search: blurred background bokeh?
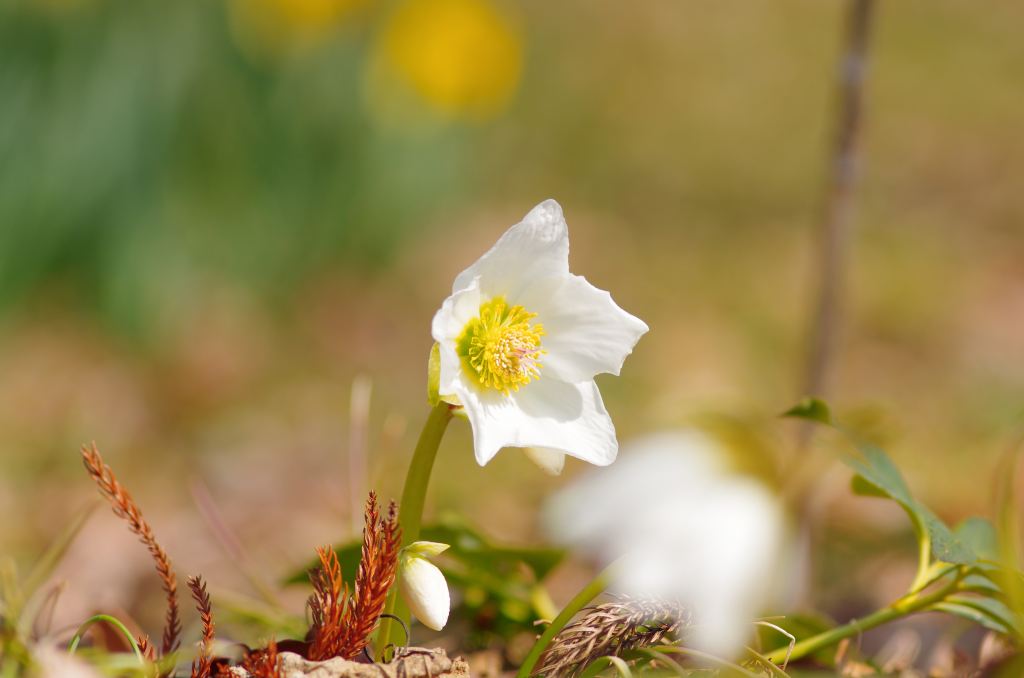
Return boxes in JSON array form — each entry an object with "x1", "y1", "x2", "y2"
[{"x1": 2, "y1": 0, "x2": 1023, "y2": 661}]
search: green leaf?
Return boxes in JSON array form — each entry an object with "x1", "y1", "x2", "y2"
[
  {"x1": 934, "y1": 595, "x2": 1021, "y2": 637},
  {"x1": 781, "y1": 398, "x2": 832, "y2": 424},
  {"x1": 955, "y1": 517, "x2": 999, "y2": 561},
  {"x1": 933, "y1": 601, "x2": 1010, "y2": 634},
  {"x1": 917, "y1": 507, "x2": 975, "y2": 565},
  {"x1": 963, "y1": 563, "x2": 1024, "y2": 617},
  {"x1": 961, "y1": 571, "x2": 1003, "y2": 595},
  {"x1": 851, "y1": 474, "x2": 889, "y2": 498},
  {"x1": 838, "y1": 434, "x2": 973, "y2": 564}
]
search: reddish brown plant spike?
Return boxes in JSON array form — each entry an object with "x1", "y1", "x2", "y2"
[
  {"x1": 81, "y1": 442, "x2": 182, "y2": 655},
  {"x1": 306, "y1": 546, "x2": 350, "y2": 661},
  {"x1": 304, "y1": 493, "x2": 402, "y2": 661},
  {"x1": 138, "y1": 635, "x2": 157, "y2": 662},
  {"x1": 243, "y1": 638, "x2": 281, "y2": 678},
  {"x1": 188, "y1": 575, "x2": 216, "y2": 678},
  {"x1": 337, "y1": 496, "x2": 401, "y2": 659}
]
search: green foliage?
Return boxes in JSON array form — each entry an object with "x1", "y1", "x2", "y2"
[
  {"x1": 0, "y1": 0, "x2": 466, "y2": 336},
  {"x1": 933, "y1": 596, "x2": 1018, "y2": 636},
  {"x1": 286, "y1": 513, "x2": 564, "y2": 644},
  {"x1": 0, "y1": 507, "x2": 95, "y2": 676},
  {"x1": 785, "y1": 398, "x2": 1024, "y2": 645},
  {"x1": 786, "y1": 398, "x2": 974, "y2": 565},
  {"x1": 955, "y1": 517, "x2": 1000, "y2": 561}
]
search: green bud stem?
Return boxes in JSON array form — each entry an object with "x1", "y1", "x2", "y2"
[{"x1": 377, "y1": 402, "x2": 453, "y2": 660}]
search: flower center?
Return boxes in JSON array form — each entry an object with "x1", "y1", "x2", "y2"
[{"x1": 456, "y1": 296, "x2": 544, "y2": 394}]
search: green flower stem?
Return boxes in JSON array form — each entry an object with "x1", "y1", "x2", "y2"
[
  {"x1": 516, "y1": 562, "x2": 617, "y2": 678},
  {"x1": 396, "y1": 403, "x2": 454, "y2": 547},
  {"x1": 67, "y1": 614, "x2": 145, "y2": 663},
  {"x1": 377, "y1": 402, "x2": 453, "y2": 660},
  {"x1": 764, "y1": 573, "x2": 962, "y2": 666}
]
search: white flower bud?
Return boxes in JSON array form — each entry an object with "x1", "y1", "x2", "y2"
[{"x1": 399, "y1": 542, "x2": 450, "y2": 631}]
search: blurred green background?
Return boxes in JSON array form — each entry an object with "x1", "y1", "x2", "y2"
[{"x1": 1, "y1": 0, "x2": 1023, "y2": 659}]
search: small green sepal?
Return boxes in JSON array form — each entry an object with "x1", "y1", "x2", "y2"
[
  {"x1": 427, "y1": 342, "x2": 465, "y2": 409},
  {"x1": 428, "y1": 343, "x2": 441, "y2": 406},
  {"x1": 404, "y1": 541, "x2": 450, "y2": 559}
]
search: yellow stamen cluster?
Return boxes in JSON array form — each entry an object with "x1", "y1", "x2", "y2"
[{"x1": 456, "y1": 297, "x2": 544, "y2": 394}]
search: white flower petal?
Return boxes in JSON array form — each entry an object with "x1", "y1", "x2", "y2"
[
  {"x1": 524, "y1": 446, "x2": 566, "y2": 475},
  {"x1": 452, "y1": 199, "x2": 570, "y2": 299},
  {"x1": 516, "y1": 274, "x2": 649, "y2": 383},
  {"x1": 431, "y1": 279, "x2": 483, "y2": 341},
  {"x1": 456, "y1": 378, "x2": 617, "y2": 467},
  {"x1": 431, "y1": 281, "x2": 482, "y2": 394},
  {"x1": 399, "y1": 556, "x2": 450, "y2": 631}
]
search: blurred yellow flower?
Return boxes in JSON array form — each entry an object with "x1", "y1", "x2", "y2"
[
  {"x1": 229, "y1": 0, "x2": 371, "y2": 56},
  {"x1": 374, "y1": 0, "x2": 522, "y2": 120}
]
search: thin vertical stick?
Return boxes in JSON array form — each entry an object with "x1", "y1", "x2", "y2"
[
  {"x1": 189, "y1": 478, "x2": 282, "y2": 609},
  {"x1": 801, "y1": 0, "x2": 877, "y2": 409},
  {"x1": 349, "y1": 375, "x2": 372, "y2": 535},
  {"x1": 788, "y1": 0, "x2": 879, "y2": 611}
]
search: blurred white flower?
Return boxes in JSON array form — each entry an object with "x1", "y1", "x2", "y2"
[
  {"x1": 398, "y1": 541, "x2": 451, "y2": 631},
  {"x1": 431, "y1": 199, "x2": 648, "y2": 467},
  {"x1": 545, "y1": 431, "x2": 787, "y2": 659},
  {"x1": 32, "y1": 646, "x2": 102, "y2": 678}
]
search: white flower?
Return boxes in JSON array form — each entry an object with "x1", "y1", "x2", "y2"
[
  {"x1": 545, "y1": 431, "x2": 787, "y2": 659},
  {"x1": 32, "y1": 647, "x2": 102, "y2": 678},
  {"x1": 431, "y1": 199, "x2": 648, "y2": 467},
  {"x1": 398, "y1": 541, "x2": 451, "y2": 631}
]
